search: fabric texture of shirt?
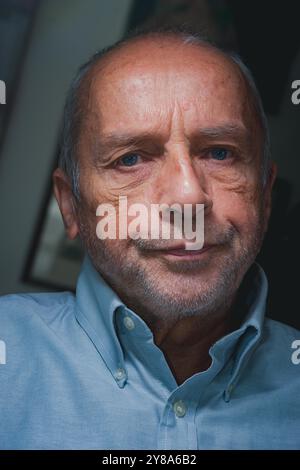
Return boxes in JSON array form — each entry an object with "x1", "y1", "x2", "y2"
[{"x1": 0, "y1": 255, "x2": 299, "y2": 450}]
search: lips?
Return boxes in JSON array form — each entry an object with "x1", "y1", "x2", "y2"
[{"x1": 160, "y1": 245, "x2": 214, "y2": 257}]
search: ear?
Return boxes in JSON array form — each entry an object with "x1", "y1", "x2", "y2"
[
  {"x1": 263, "y1": 161, "x2": 277, "y2": 234},
  {"x1": 53, "y1": 168, "x2": 79, "y2": 240}
]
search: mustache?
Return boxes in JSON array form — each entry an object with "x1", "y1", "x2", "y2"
[{"x1": 132, "y1": 225, "x2": 236, "y2": 251}]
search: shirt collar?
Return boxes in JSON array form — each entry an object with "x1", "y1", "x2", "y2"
[
  {"x1": 214, "y1": 262, "x2": 268, "y2": 401},
  {"x1": 75, "y1": 254, "x2": 268, "y2": 392},
  {"x1": 75, "y1": 255, "x2": 127, "y2": 387}
]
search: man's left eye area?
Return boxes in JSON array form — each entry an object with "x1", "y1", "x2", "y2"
[
  {"x1": 118, "y1": 153, "x2": 140, "y2": 166},
  {"x1": 210, "y1": 148, "x2": 230, "y2": 160}
]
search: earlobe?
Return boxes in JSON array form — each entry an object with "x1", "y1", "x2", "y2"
[{"x1": 52, "y1": 168, "x2": 79, "y2": 240}]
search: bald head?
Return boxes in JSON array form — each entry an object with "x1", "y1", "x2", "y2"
[{"x1": 59, "y1": 28, "x2": 270, "y2": 199}]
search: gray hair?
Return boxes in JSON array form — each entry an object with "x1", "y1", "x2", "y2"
[{"x1": 58, "y1": 26, "x2": 271, "y2": 201}]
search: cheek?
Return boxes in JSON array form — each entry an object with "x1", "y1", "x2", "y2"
[
  {"x1": 211, "y1": 178, "x2": 263, "y2": 231},
  {"x1": 81, "y1": 167, "x2": 155, "y2": 206},
  {"x1": 79, "y1": 173, "x2": 154, "y2": 239}
]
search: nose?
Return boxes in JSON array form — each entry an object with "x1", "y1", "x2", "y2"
[{"x1": 157, "y1": 146, "x2": 213, "y2": 213}]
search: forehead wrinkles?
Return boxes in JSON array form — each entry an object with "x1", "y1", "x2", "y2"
[
  {"x1": 91, "y1": 70, "x2": 176, "y2": 136},
  {"x1": 79, "y1": 42, "x2": 255, "y2": 146},
  {"x1": 100, "y1": 68, "x2": 246, "y2": 120}
]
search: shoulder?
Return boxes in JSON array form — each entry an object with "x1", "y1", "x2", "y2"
[
  {"x1": 0, "y1": 291, "x2": 76, "y2": 331},
  {"x1": 251, "y1": 317, "x2": 300, "y2": 383},
  {"x1": 264, "y1": 317, "x2": 300, "y2": 344}
]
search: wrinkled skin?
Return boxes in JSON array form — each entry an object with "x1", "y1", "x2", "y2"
[{"x1": 53, "y1": 38, "x2": 276, "y2": 383}]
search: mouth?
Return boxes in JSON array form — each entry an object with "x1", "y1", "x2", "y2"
[{"x1": 157, "y1": 244, "x2": 215, "y2": 259}]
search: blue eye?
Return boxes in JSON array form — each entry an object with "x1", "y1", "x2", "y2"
[
  {"x1": 210, "y1": 148, "x2": 229, "y2": 160},
  {"x1": 119, "y1": 153, "x2": 140, "y2": 166}
]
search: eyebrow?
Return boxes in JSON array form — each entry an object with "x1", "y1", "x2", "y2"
[
  {"x1": 92, "y1": 124, "x2": 250, "y2": 163},
  {"x1": 91, "y1": 132, "x2": 165, "y2": 164},
  {"x1": 190, "y1": 124, "x2": 251, "y2": 146}
]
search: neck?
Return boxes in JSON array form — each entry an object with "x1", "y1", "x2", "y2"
[
  {"x1": 151, "y1": 307, "x2": 235, "y2": 385},
  {"x1": 120, "y1": 289, "x2": 238, "y2": 385},
  {"x1": 95, "y1": 265, "x2": 241, "y2": 386}
]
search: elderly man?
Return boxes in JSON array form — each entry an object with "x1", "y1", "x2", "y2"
[{"x1": 0, "y1": 28, "x2": 299, "y2": 451}]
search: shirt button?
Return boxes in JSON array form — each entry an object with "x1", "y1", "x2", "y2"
[
  {"x1": 173, "y1": 400, "x2": 187, "y2": 418},
  {"x1": 114, "y1": 368, "x2": 126, "y2": 381},
  {"x1": 123, "y1": 316, "x2": 135, "y2": 331}
]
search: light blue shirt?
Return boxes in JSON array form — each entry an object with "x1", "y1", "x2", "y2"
[{"x1": 0, "y1": 256, "x2": 299, "y2": 450}]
